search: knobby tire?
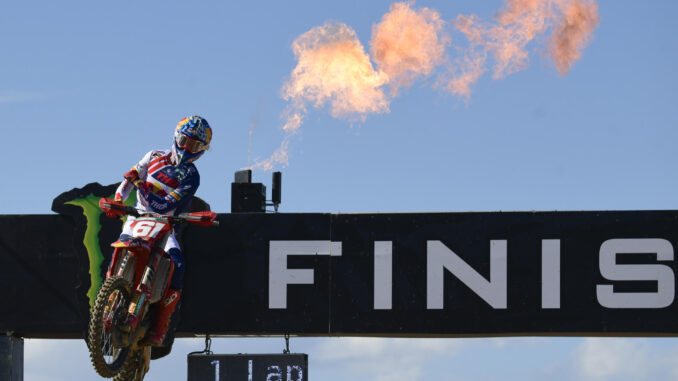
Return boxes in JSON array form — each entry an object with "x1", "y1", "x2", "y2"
[
  {"x1": 88, "y1": 276, "x2": 133, "y2": 378},
  {"x1": 114, "y1": 348, "x2": 147, "y2": 381}
]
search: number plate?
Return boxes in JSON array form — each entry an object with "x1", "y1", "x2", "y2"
[{"x1": 130, "y1": 219, "x2": 168, "y2": 239}]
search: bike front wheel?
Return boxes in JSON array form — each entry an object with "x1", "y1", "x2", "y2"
[{"x1": 88, "y1": 275, "x2": 133, "y2": 378}]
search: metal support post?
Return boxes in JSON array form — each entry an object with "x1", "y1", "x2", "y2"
[{"x1": 0, "y1": 333, "x2": 23, "y2": 381}]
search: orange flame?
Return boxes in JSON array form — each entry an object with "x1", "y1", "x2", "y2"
[
  {"x1": 250, "y1": 137, "x2": 290, "y2": 171},
  {"x1": 260, "y1": 2, "x2": 450, "y2": 170},
  {"x1": 370, "y1": 2, "x2": 449, "y2": 95},
  {"x1": 282, "y1": 22, "x2": 389, "y2": 120},
  {"x1": 252, "y1": 22, "x2": 389, "y2": 170},
  {"x1": 441, "y1": 50, "x2": 487, "y2": 99},
  {"x1": 446, "y1": 0, "x2": 599, "y2": 95},
  {"x1": 252, "y1": 0, "x2": 600, "y2": 170},
  {"x1": 549, "y1": 0, "x2": 600, "y2": 75}
]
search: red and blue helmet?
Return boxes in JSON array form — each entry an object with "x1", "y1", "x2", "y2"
[{"x1": 172, "y1": 116, "x2": 212, "y2": 165}]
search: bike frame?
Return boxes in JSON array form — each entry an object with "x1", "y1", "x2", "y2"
[
  {"x1": 91, "y1": 197, "x2": 218, "y2": 380},
  {"x1": 106, "y1": 215, "x2": 175, "y2": 332}
]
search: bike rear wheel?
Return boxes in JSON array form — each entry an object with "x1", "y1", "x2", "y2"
[{"x1": 88, "y1": 275, "x2": 133, "y2": 378}]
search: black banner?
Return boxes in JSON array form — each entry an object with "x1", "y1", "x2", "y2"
[{"x1": 1, "y1": 183, "x2": 678, "y2": 337}]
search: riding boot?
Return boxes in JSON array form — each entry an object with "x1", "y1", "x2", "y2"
[{"x1": 144, "y1": 289, "x2": 181, "y2": 347}]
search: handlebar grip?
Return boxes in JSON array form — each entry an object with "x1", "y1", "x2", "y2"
[{"x1": 124, "y1": 206, "x2": 140, "y2": 217}]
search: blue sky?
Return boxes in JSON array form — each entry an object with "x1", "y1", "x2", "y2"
[{"x1": 3, "y1": 0, "x2": 678, "y2": 380}]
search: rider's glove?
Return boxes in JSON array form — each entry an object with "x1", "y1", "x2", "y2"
[{"x1": 123, "y1": 169, "x2": 139, "y2": 182}]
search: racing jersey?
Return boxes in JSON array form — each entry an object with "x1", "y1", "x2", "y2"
[{"x1": 115, "y1": 150, "x2": 200, "y2": 215}]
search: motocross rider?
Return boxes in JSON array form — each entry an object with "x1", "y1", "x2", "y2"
[{"x1": 114, "y1": 115, "x2": 212, "y2": 346}]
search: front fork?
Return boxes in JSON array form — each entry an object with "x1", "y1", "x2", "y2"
[{"x1": 124, "y1": 250, "x2": 163, "y2": 331}]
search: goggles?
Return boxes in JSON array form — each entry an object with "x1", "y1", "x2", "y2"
[{"x1": 175, "y1": 133, "x2": 209, "y2": 153}]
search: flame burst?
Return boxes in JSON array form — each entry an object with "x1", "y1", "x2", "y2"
[
  {"x1": 371, "y1": 2, "x2": 449, "y2": 95},
  {"x1": 253, "y1": 2, "x2": 448, "y2": 170},
  {"x1": 549, "y1": 0, "x2": 600, "y2": 75},
  {"x1": 447, "y1": 0, "x2": 600, "y2": 96},
  {"x1": 283, "y1": 23, "x2": 390, "y2": 121},
  {"x1": 252, "y1": 0, "x2": 600, "y2": 170},
  {"x1": 251, "y1": 23, "x2": 388, "y2": 170}
]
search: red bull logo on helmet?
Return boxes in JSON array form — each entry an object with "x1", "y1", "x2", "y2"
[{"x1": 176, "y1": 116, "x2": 211, "y2": 145}]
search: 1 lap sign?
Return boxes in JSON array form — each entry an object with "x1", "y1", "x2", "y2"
[{"x1": 188, "y1": 354, "x2": 308, "y2": 381}]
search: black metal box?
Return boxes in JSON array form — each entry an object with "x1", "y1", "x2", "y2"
[{"x1": 231, "y1": 182, "x2": 266, "y2": 213}]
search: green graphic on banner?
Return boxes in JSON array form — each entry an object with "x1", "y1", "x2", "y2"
[{"x1": 66, "y1": 192, "x2": 136, "y2": 308}]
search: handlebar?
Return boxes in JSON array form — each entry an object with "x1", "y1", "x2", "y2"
[
  {"x1": 99, "y1": 198, "x2": 140, "y2": 218},
  {"x1": 99, "y1": 198, "x2": 218, "y2": 227},
  {"x1": 176, "y1": 211, "x2": 219, "y2": 227}
]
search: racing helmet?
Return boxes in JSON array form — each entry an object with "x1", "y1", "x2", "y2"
[{"x1": 172, "y1": 115, "x2": 212, "y2": 165}]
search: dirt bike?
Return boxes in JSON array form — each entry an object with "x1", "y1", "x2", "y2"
[{"x1": 88, "y1": 197, "x2": 218, "y2": 380}]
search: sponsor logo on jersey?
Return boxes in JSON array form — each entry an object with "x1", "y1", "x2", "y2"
[{"x1": 152, "y1": 171, "x2": 180, "y2": 188}]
